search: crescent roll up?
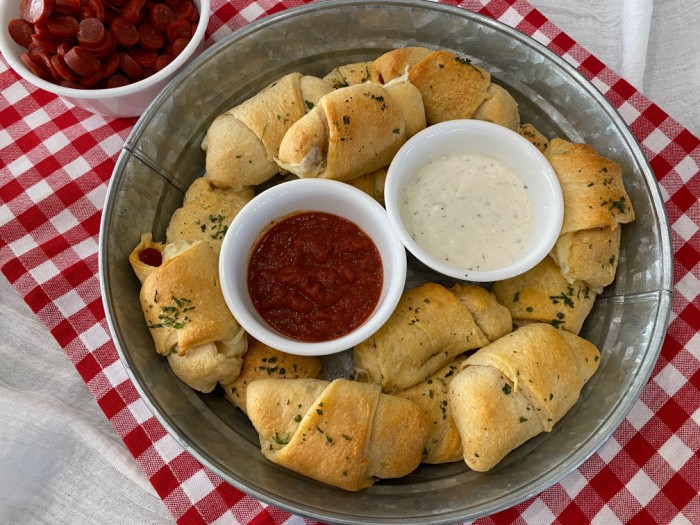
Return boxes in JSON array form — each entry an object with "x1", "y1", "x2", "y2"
[
  {"x1": 165, "y1": 177, "x2": 254, "y2": 253},
  {"x1": 323, "y1": 61, "x2": 372, "y2": 88},
  {"x1": 246, "y1": 378, "x2": 430, "y2": 491},
  {"x1": 137, "y1": 240, "x2": 247, "y2": 391},
  {"x1": 491, "y1": 255, "x2": 597, "y2": 335},
  {"x1": 449, "y1": 323, "x2": 600, "y2": 471},
  {"x1": 221, "y1": 339, "x2": 322, "y2": 415},
  {"x1": 129, "y1": 233, "x2": 166, "y2": 285},
  {"x1": 353, "y1": 283, "x2": 511, "y2": 393},
  {"x1": 545, "y1": 138, "x2": 635, "y2": 291},
  {"x1": 201, "y1": 72, "x2": 334, "y2": 189},
  {"x1": 275, "y1": 80, "x2": 426, "y2": 181},
  {"x1": 396, "y1": 357, "x2": 466, "y2": 464}
]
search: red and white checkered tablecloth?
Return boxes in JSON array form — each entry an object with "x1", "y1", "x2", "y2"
[{"x1": 1, "y1": 0, "x2": 699, "y2": 523}]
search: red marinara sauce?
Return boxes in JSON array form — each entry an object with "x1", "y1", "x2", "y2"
[{"x1": 247, "y1": 211, "x2": 383, "y2": 342}]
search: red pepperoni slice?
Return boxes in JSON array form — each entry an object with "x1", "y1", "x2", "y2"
[
  {"x1": 128, "y1": 47, "x2": 157, "y2": 68},
  {"x1": 50, "y1": 53, "x2": 79, "y2": 82},
  {"x1": 118, "y1": 50, "x2": 143, "y2": 81},
  {"x1": 138, "y1": 22, "x2": 164, "y2": 50},
  {"x1": 120, "y1": 0, "x2": 145, "y2": 24},
  {"x1": 21, "y1": 51, "x2": 50, "y2": 79},
  {"x1": 56, "y1": 42, "x2": 71, "y2": 56},
  {"x1": 138, "y1": 247, "x2": 162, "y2": 266},
  {"x1": 165, "y1": 18, "x2": 189, "y2": 43},
  {"x1": 54, "y1": 0, "x2": 80, "y2": 15},
  {"x1": 64, "y1": 45, "x2": 101, "y2": 76},
  {"x1": 7, "y1": 18, "x2": 34, "y2": 48},
  {"x1": 173, "y1": 1, "x2": 194, "y2": 22},
  {"x1": 150, "y1": 3, "x2": 173, "y2": 32},
  {"x1": 105, "y1": 73, "x2": 129, "y2": 88},
  {"x1": 154, "y1": 53, "x2": 172, "y2": 71},
  {"x1": 109, "y1": 17, "x2": 139, "y2": 46},
  {"x1": 85, "y1": 0, "x2": 105, "y2": 21},
  {"x1": 31, "y1": 32, "x2": 68, "y2": 53},
  {"x1": 46, "y1": 14, "x2": 79, "y2": 38},
  {"x1": 20, "y1": 0, "x2": 55, "y2": 25},
  {"x1": 77, "y1": 18, "x2": 106, "y2": 47},
  {"x1": 171, "y1": 36, "x2": 188, "y2": 56},
  {"x1": 86, "y1": 30, "x2": 115, "y2": 58},
  {"x1": 100, "y1": 51, "x2": 120, "y2": 77},
  {"x1": 80, "y1": 67, "x2": 103, "y2": 87}
]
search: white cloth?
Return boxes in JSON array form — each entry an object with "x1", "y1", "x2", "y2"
[{"x1": 1, "y1": 1, "x2": 698, "y2": 523}]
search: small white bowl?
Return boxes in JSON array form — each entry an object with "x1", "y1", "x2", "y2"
[
  {"x1": 219, "y1": 178, "x2": 407, "y2": 356},
  {"x1": 385, "y1": 119, "x2": 563, "y2": 282},
  {"x1": 0, "y1": 0, "x2": 209, "y2": 118}
]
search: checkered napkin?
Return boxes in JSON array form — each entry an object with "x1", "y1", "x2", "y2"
[{"x1": 1, "y1": 0, "x2": 699, "y2": 523}]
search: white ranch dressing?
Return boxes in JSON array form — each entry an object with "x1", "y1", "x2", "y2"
[{"x1": 400, "y1": 152, "x2": 535, "y2": 271}]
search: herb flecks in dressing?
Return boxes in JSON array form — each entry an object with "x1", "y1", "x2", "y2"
[{"x1": 400, "y1": 152, "x2": 534, "y2": 271}]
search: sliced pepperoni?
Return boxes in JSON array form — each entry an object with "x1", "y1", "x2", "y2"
[
  {"x1": 46, "y1": 14, "x2": 79, "y2": 38},
  {"x1": 31, "y1": 32, "x2": 69, "y2": 53},
  {"x1": 54, "y1": 0, "x2": 80, "y2": 15},
  {"x1": 64, "y1": 45, "x2": 101, "y2": 76},
  {"x1": 85, "y1": 0, "x2": 106, "y2": 21},
  {"x1": 21, "y1": 51, "x2": 51, "y2": 79},
  {"x1": 100, "y1": 51, "x2": 120, "y2": 77},
  {"x1": 165, "y1": 18, "x2": 189, "y2": 43},
  {"x1": 7, "y1": 18, "x2": 34, "y2": 48},
  {"x1": 20, "y1": 0, "x2": 55, "y2": 25},
  {"x1": 118, "y1": 50, "x2": 143, "y2": 81},
  {"x1": 154, "y1": 52, "x2": 172, "y2": 71},
  {"x1": 56, "y1": 42, "x2": 71, "y2": 56},
  {"x1": 50, "y1": 53, "x2": 79, "y2": 82},
  {"x1": 86, "y1": 30, "x2": 115, "y2": 58},
  {"x1": 77, "y1": 18, "x2": 106, "y2": 47},
  {"x1": 149, "y1": 3, "x2": 173, "y2": 32},
  {"x1": 109, "y1": 16, "x2": 139, "y2": 46},
  {"x1": 120, "y1": 0, "x2": 145, "y2": 24},
  {"x1": 138, "y1": 22, "x2": 164, "y2": 50},
  {"x1": 171, "y1": 36, "x2": 188, "y2": 56},
  {"x1": 128, "y1": 47, "x2": 157, "y2": 68},
  {"x1": 105, "y1": 73, "x2": 129, "y2": 88},
  {"x1": 173, "y1": 1, "x2": 194, "y2": 23},
  {"x1": 79, "y1": 67, "x2": 103, "y2": 87}
]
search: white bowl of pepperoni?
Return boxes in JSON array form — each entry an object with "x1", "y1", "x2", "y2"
[
  {"x1": 219, "y1": 178, "x2": 408, "y2": 357},
  {"x1": 0, "y1": 0, "x2": 209, "y2": 117}
]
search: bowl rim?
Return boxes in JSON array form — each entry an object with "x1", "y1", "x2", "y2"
[
  {"x1": 218, "y1": 178, "x2": 408, "y2": 357},
  {"x1": 0, "y1": 0, "x2": 210, "y2": 99},
  {"x1": 385, "y1": 119, "x2": 564, "y2": 282}
]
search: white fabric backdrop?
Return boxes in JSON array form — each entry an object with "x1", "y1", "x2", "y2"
[{"x1": 1, "y1": 1, "x2": 698, "y2": 523}]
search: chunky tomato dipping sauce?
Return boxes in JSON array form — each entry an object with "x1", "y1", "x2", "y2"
[{"x1": 247, "y1": 211, "x2": 383, "y2": 342}]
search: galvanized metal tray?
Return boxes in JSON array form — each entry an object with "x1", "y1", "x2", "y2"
[{"x1": 99, "y1": 1, "x2": 673, "y2": 523}]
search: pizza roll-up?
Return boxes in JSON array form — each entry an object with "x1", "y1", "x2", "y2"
[
  {"x1": 246, "y1": 378, "x2": 430, "y2": 491},
  {"x1": 491, "y1": 255, "x2": 596, "y2": 335},
  {"x1": 166, "y1": 177, "x2": 254, "y2": 253},
  {"x1": 138, "y1": 240, "x2": 247, "y2": 392},
  {"x1": 545, "y1": 138, "x2": 636, "y2": 291},
  {"x1": 275, "y1": 79, "x2": 426, "y2": 181},
  {"x1": 449, "y1": 323, "x2": 600, "y2": 472},
  {"x1": 353, "y1": 283, "x2": 511, "y2": 393},
  {"x1": 370, "y1": 48, "x2": 520, "y2": 130},
  {"x1": 129, "y1": 233, "x2": 165, "y2": 285},
  {"x1": 201, "y1": 72, "x2": 334, "y2": 189},
  {"x1": 221, "y1": 339, "x2": 322, "y2": 415},
  {"x1": 323, "y1": 61, "x2": 372, "y2": 88},
  {"x1": 396, "y1": 356, "x2": 466, "y2": 464}
]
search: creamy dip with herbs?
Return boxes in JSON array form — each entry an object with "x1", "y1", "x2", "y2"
[{"x1": 400, "y1": 152, "x2": 535, "y2": 271}]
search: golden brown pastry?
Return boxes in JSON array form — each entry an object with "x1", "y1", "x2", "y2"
[
  {"x1": 165, "y1": 177, "x2": 254, "y2": 253},
  {"x1": 396, "y1": 357, "x2": 466, "y2": 464},
  {"x1": 129, "y1": 233, "x2": 165, "y2": 285},
  {"x1": 201, "y1": 72, "x2": 334, "y2": 189},
  {"x1": 346, "y1": 168, "x2": 387, "y2": 204},
  {"x1": 545, "y1": 138, "x2": 635, "y2": 291},
  {"x1": 490, "y1": 255, "x2": 597, "y2": 335},
  {"x1": 369, "y1": 46, "x2": 433, "y2": 83},
  {"x1": 221, "y1": 339, "x2": 322, "y2": 415},
  {"x1": 449, "y1": 323, "x2": 600, "y2": 472},
  {"x1": 518, "y1": 123, "x2": 549, "y2": 153},
  {"x1": 275, "y1": 80, "x2": 425, "y2": 181},
  {"x1": 353, "y1": 283, "x2": 511, "y2": 393},
  {"x1": 246, "y1": 378, "x2": 430, "y2": 491},
  {"x1": 323, "y1": 61, "x2": 372, "y2": 88}
]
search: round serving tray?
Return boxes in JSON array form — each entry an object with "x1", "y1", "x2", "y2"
[{"x1": 99, "y1": 1, "x2": 673, "y2": 523}]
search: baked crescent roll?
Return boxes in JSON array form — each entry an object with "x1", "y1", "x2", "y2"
[
  {"x1": 139, "y1": 240, "x2": 244, "y2": 357},
  {"x1": 129, "y1": 233, "x2": 165, "y2": 285},
  {"x1": 275, "y1": 80, "x2": 425, "y2": 181},
  {"x1": 165, "y1": 177, "x2": 254, "y2": 253},
  {"x1": 246, "y1": 378, "x2": 430, "y2": 491},
  {"x1": 323, "y1": 61, "x2": 372, "y2": 88},
  {"x1": 201, "y1": 72, "x2": 334, "y2": 189},
  {"x1": 490, "y1": 255, "x2": 597, "y2": 335},
  {"x1": 396, "y1": 357, "x2": 466, "y2": 464},
  {"x1": 221, "y1": 339, "x2": 322, "y2": 415},
  {"x1": 545, "y1": 138, "x2": 635, "y2": 290},
  {"x1": 518, "y1": 123, "x2": 549, "y2": 153},
  {"x1": 472, "y1": 83, "x2": 520, "y2": 131},
  {"x1": 369, "y1": 46, "x2": 433, "y2": 84},
  {"x1": 346, "y1": 168, "x2": 387, "y2": 205},
  {"x1": 449, "y1": 323, "x2": 600, "y2": 471},
  {"x1": 353, "y1": 283, "x2": 510, "y2": 393}
]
